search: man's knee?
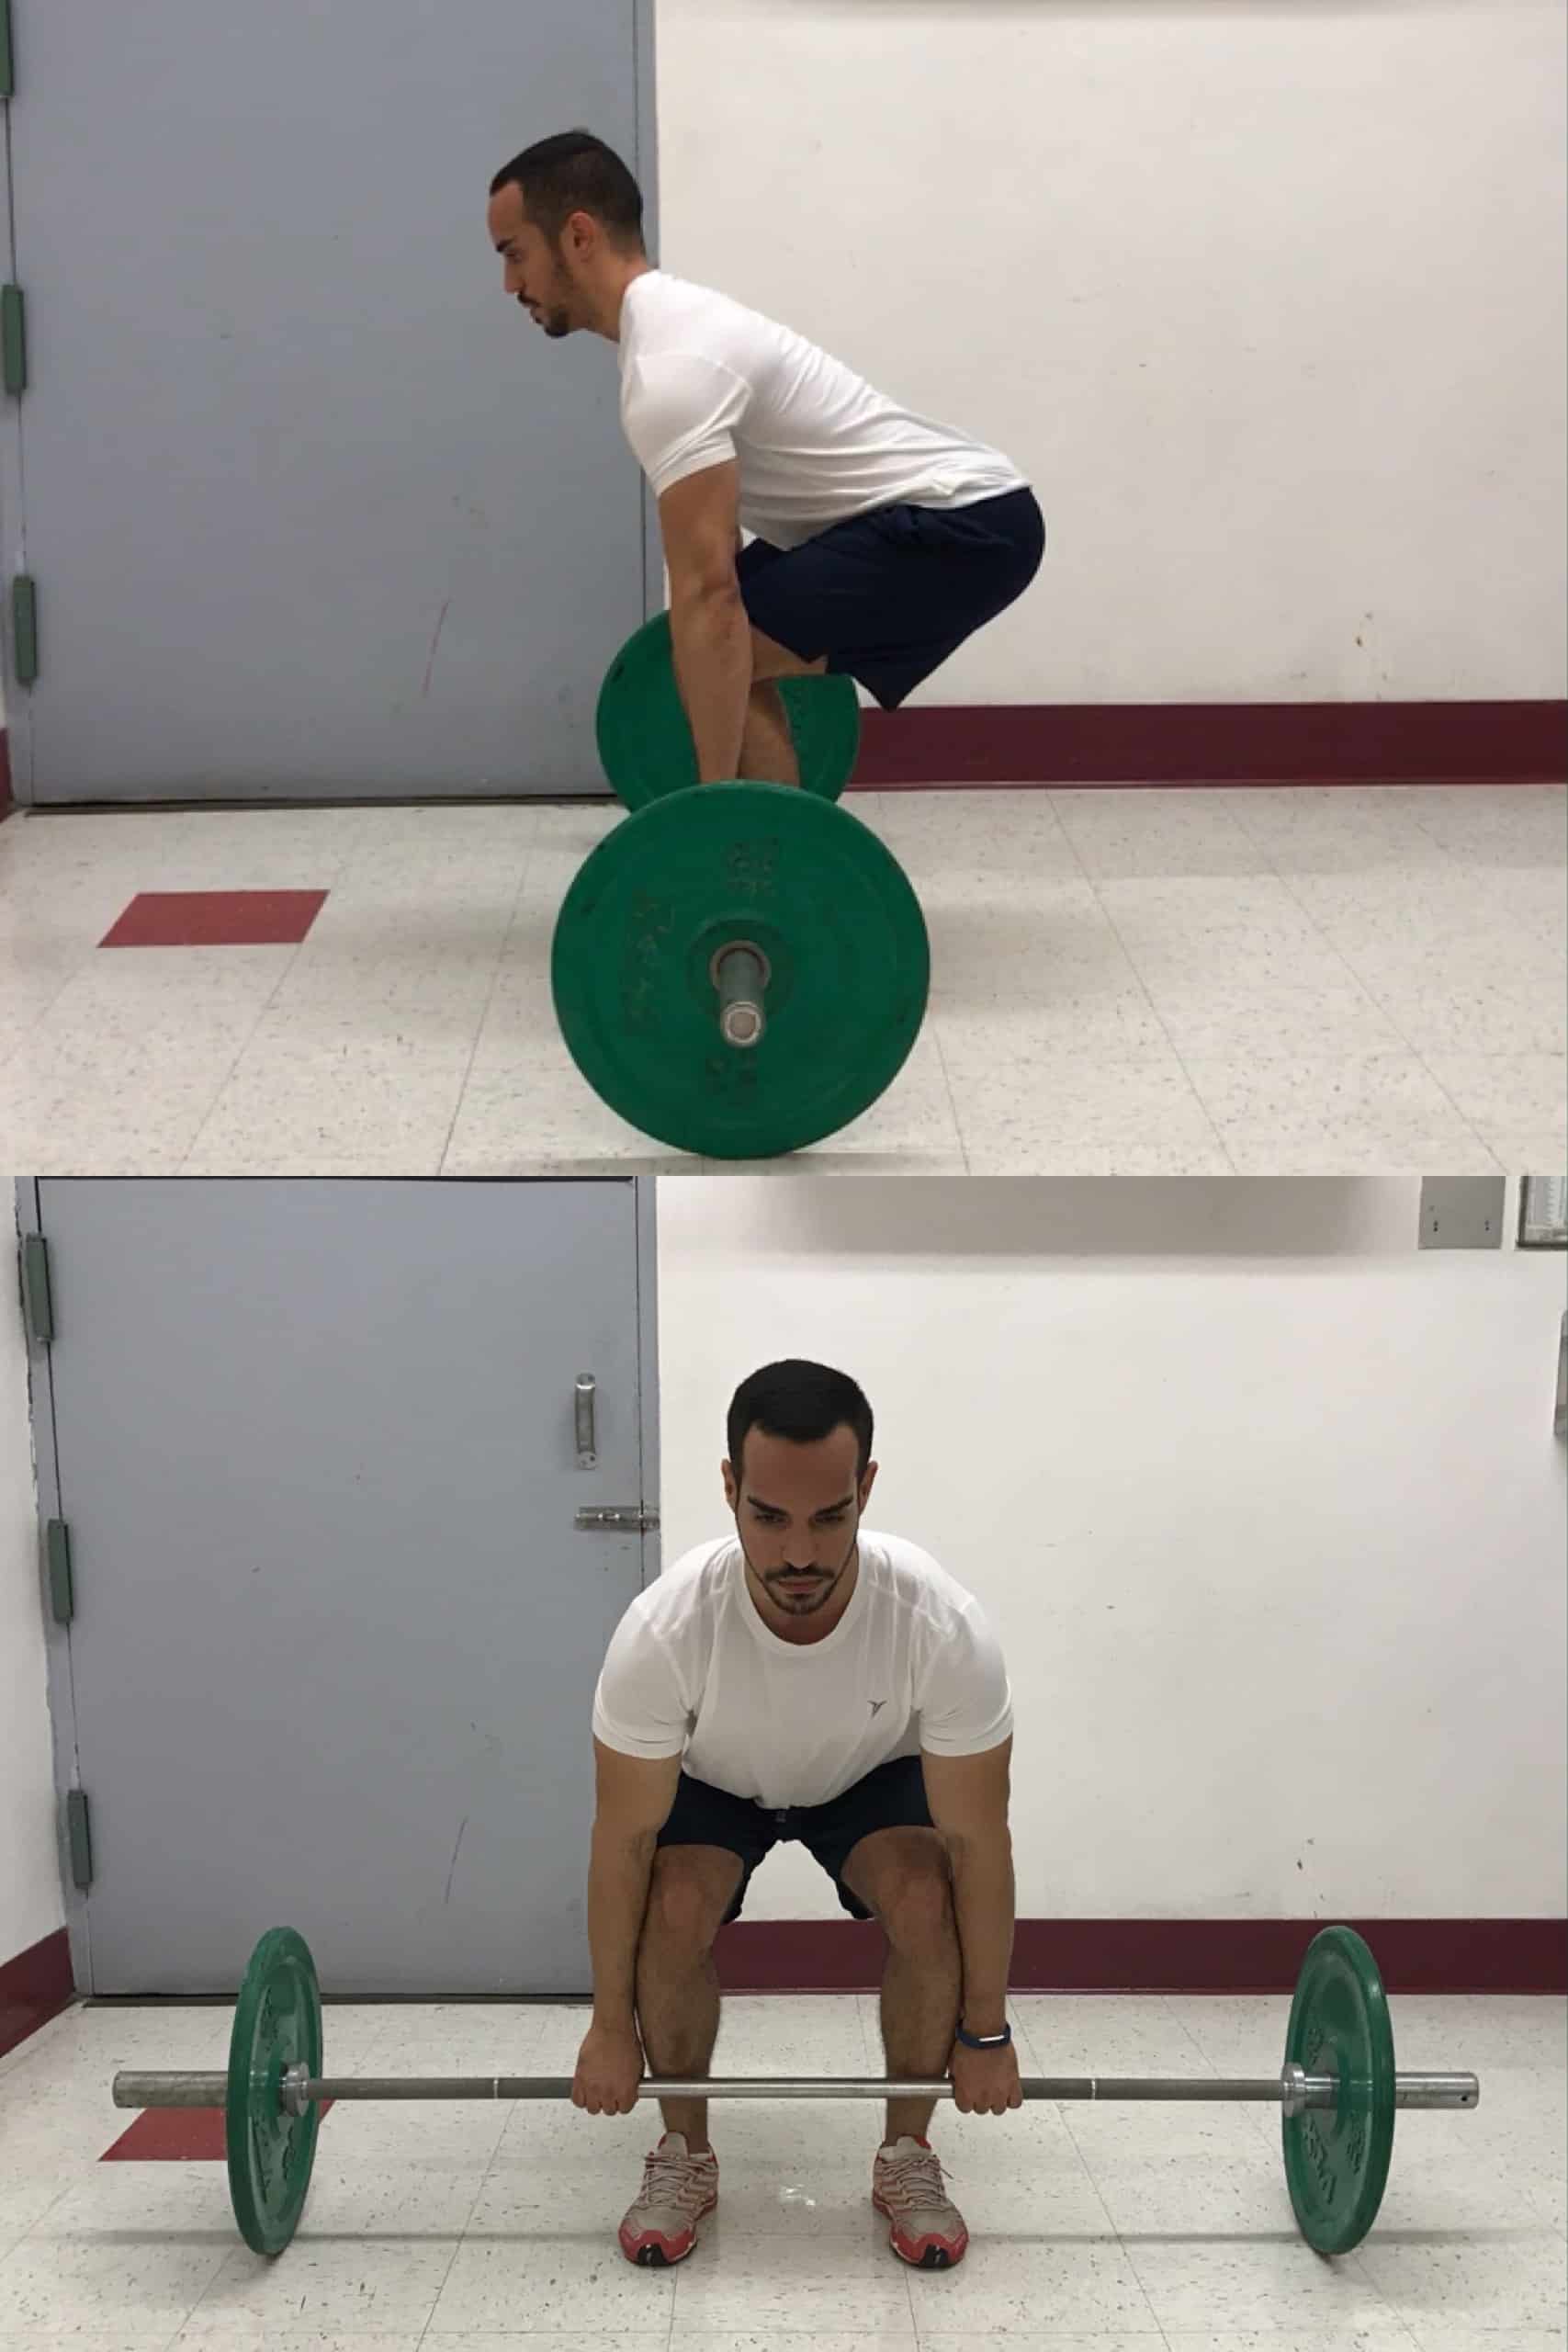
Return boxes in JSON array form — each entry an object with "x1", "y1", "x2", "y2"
[
  {"x1": 850, "y1": 1829, "x2": 955, "y2": 1951},
  {"x1": 642, "y1": 1846, "x2": 739, "y2": 1955},
  {"x1": 882, "y1": 1866, "x2": 955, "y2": 1954}
]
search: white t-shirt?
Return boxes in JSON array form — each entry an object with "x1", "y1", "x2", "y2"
[
  {"x1": 591, "y1": 1530, "x2": 1013, "y2": 1810},
  {"x1": 619, "y1": 269, "x2": 1031, "y2": 554}
]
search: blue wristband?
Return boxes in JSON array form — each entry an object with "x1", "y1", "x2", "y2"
[{"x1": 954, "y1": 2021, "x2": 1012, "y2": 2052}]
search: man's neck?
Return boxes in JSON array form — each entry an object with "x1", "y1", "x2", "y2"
[{"x1": 604, "y1": 258, "x2": 658, "y2": 342}]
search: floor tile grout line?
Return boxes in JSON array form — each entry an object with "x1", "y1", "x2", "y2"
[
  {"x1": 174, "y1": 934, "x2": 339, "y2": 1173},
  {"x1": 1174, "y1": 813, "x2": 1533, "y2": 1166},
  {"x1": 434, "y1": 818, "x2": 543, "y2": 1175},
  {"x1": 1069, "y1": 869, "x2": 1241, "y2": 1174},
  {"x1": 0, "y1": 952, "x2": 87, "y2": 1079},
  {"x1": 1260, "y1": 844, "x2": 1512, "y2": 1167},
  {"x1": 1404, "y1": 787, "x2": 1568, "y2": 870},
  {"x1": 924, "y1": 1020, "x2": 975, "y2": 1174},
  {"x1": 930, "y1": 789, "x2": 1237, "y2": 1174},
  {"x1": 166, "y1": 818, "x2": 376, "y2": 1171},
  {"x1": 177, "y1": 817, "x2": 542, "y2": 1177},
  {"x1": 409, "y1": 2165, "x2": 488, "y2": 2351},
  {"x1": 1041, "y1": 789, "x2": 1238, "y2": 1134}
]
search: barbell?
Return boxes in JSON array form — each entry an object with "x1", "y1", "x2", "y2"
[
  {"x1": 110, "y1": 1923, "x2": 1479, "y2": 2263},
  {"x1": 548, "y1": 617, "x2": 930, "y2": 1159}
]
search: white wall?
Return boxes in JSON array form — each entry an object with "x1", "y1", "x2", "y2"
[
  {"x1": 655, "y1": 0, "x2": 1568, "y2": 705},
  {"x1": 655, "y1": 1177, "x2": 1568, "y2": 1920},
  {"x1": 0, "y1": 1193, "x2": 62, "y2": 1968}
]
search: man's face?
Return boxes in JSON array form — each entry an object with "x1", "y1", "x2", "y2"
[
  {"x1": 488, "y1": 184, "x2": 577, "y2": 340},
  {"x1": 723, "y1": 1422, "x2": 877, "y2": 1619}
]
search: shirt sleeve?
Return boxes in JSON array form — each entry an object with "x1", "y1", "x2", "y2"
[
  {"x1": 623, "y1": 352, "x2": 750, "y2": 500},
  {"x1": 916, "y1": 1597, "x2": 1014, "y2": 1758},
  {"x1": 591, "y1": 1600, "x2": 692, "y2": 1760}
]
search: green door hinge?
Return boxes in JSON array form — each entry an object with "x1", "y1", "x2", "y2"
[
  {"x1": 11, "y1": 574, "x2": 37, "y2": 685},
  {"x1": 2, "y1": 287, "x2": 26, "y2": 395},
  {"x1": 20, "y1": 1233, "x2": 53, "y2": 1344},
  {"x1": 0, "y1": 0, "x2": 14, "y2": 99},
  {"x1": 66, "y1": 1792, "x2": 94, "y2": 1892},
  {"x1": 44, "y1": 1521, "x2": 74, "y2": 1623}
]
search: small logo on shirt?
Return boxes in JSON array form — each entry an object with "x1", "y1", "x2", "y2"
[{"x1": 868, "y1": 1699, "x2": 886, "y2": 1717}]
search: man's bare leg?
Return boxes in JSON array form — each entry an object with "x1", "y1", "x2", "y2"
[
  {"x1": 878, "y1": 1917, "x2": 962, "y2": 2148},
  {"x1": 634, "y1": 1853, "x2": 733, "y2": 2154},
  {"x1": 736, "y1": 680, "x2": 801, "y2": 787}
]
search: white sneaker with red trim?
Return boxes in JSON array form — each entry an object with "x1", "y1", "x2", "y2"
[
  {"x1": 872, "y1": 2133, "x2": 970, "y2": 2267},
  {"x1": 617, "y1": 2130, "x2": 719, "y2": 2267}
]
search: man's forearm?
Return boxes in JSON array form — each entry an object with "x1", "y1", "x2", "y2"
[
  {"x1": 669, "y1": 590, "x2": 752, "y2": 784},
  {"x1": 948, "y1": 1830, "x2": 1017, "y2": 2032},
  {"x1": 587, "y1": 1826, "x2": 657, "y2": 2029}
]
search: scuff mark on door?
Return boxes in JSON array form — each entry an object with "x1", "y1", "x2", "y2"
[
  {"x1": 444, "y1": 1813, "x2": 469, "y2": 1904},
  {"x1": 423, "y1": 597, "x2": 452, "y2": 697}
]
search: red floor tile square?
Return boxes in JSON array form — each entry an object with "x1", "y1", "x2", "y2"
[
  {"x1": 102, "y1": 2106, "x2": 225, "y2": 2160},
  {"x1": 100, "y1": 889, "x2": 329, "y2": 948},
  {"x1": 103, "y1": 2098, "x2": 333, "y2": 2160}
]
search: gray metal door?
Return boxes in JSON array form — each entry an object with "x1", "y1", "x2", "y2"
[
  {"x1": 25, "y1": 1178, "x2": 658, "y2": 1998},
  {"x1": 1, "y1": 4, "x2": 654, "y2": 804}
]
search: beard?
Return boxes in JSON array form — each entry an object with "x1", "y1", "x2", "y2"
[{"x1": 741, "y1": 1519, "x2": 860, "y2": 1615}]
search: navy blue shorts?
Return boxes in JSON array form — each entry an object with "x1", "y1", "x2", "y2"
[
  {"x1": 736, "y1": 485, "x2": 1045, "y2": 711},
  {"x1": 654, "y1": 1752, "x2": 935, "y2": 1925}
]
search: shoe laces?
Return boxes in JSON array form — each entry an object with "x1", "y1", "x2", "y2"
[
  {"x1": 877, "y1": 2143, "x2": 954, "y2": 2213},
  {"x1": 636, "y1": 2142, "x2": 715, "y2": 2214}
]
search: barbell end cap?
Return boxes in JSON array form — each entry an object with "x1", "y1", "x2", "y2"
[{"x1": 720, "y1": 1008, "x2": 764, "y2": 1047}]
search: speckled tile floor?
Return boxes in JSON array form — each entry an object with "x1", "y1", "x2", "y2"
[
  {"x1": 0, "y1": 1984, "x2": 1562, "y2": 2347},
  {"x1": 0, "y1": 786, "x2": 1562, "y2": 1176}
]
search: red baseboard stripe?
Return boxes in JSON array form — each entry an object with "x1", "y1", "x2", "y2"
[
  {"x1": 850, "y1": 700, "x2": 1568, "y2": 788},
  {"x1": 2, "y1": 705, "x2": 1562, "y2": 813},
  {"x1": 2, "y1": 1917, "x2": 1561, "y2": 2063},
  {"x1": 0, "y1": 1927, "x2": 74, "y2": 2061},
  {"x1": 715, "y1": 1917, "x2": 1568, "y2": 1996}
]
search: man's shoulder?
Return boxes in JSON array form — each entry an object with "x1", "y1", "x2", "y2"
[
  {"x1": 626, "y1": 270, "x2": 778, "y2": 368},
  {"x1": 632, "y1": 1535, "x2": 738, "y2": 1625},
  {"x1": 862, "y1": 1531, "x2": 979, "y2": 1616}
]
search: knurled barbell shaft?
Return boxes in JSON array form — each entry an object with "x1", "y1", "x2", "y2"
[{"x1": 111, "y1": 2067, "x2": 1480, "y2": 2112}]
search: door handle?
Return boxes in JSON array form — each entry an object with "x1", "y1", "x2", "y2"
[{"x1": 574, "y1": 1375, "x2": 597, "y2": 1470}]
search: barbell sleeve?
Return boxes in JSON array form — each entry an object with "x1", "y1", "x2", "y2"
[{"x1": 715, "y1": 944, "x2": 768, "y2": 1047}]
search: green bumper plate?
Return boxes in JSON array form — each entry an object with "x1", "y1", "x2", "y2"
[
  {"x1": 552, "y1": 781, "x2": 929, "y2": 1159},
  {"x1": 1282, "y1": 1925, "x2": 1395, "y2": 2255},
  {"x1": 595, "y1": 613, "x2": 862, "y2": 809},
  {"x1": 226, "y1": 1926, "x2": 323, "y2": 2257}
]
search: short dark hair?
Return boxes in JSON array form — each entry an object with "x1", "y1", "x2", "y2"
[
  {"x1": 727, "y1": 1360, "x2": 874, "y2": 1483},
  {"x1": 489, "y1": 130, "x2": 647, "y2": 254}
]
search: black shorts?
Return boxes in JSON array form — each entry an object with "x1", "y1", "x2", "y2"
[
  {"x1": 655, "y1": 1752, "x2": 934, "y2": 1925},
  {"x1": 736, "y1": 485, "x2": 1045, "y2": 712}
]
